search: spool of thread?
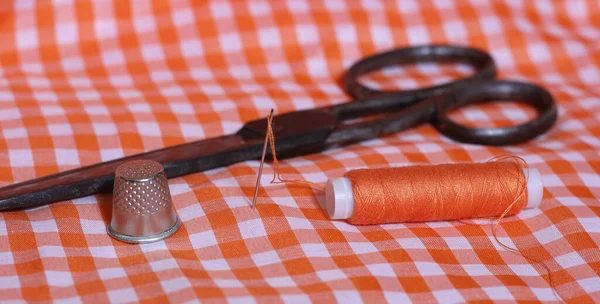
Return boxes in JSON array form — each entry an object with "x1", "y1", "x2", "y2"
[{"x1": 325, "y1": 162, "x2": 542, "y2": 225}]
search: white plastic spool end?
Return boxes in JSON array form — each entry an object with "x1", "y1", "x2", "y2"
[
  {"x1": 325, "y1": 168, "x2": 544, "y2": 220},
  {"x1": 525, "y1": 168, "x2": 543, "y2": 209},
  {"x1": 325, "y1": 177, "x2": 354, "y2": 220}
]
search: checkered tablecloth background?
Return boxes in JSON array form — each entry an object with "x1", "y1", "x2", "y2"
[{"x1": 0, "y1": 0, "x2": 599, "y2": 303}]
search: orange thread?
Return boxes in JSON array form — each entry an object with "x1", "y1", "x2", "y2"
[
  {"x1": 264, "y1": 114, "x2": 560, "y2": 300},
  {"x1": 266, "y1": 111, "x2": 325, "y2": 191},
  {"x1": 345, "y1": 161, "x2": 528, "y2": 225},
  {"x1": 264, "y1": 115, "x2": 560, "y2": 300},
  {"x1": 488, "y1": 155, "x2": 563, "y2": 302},
  {"x1": 342, "y1": 156, "x2": 561, "y2": 302}
]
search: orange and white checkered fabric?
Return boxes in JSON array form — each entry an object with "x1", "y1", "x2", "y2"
[{"x1": 0, "y1": 0, "x2": 599, "y2": 303}]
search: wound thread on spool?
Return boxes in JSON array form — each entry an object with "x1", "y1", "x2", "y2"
[{"x1": 325, "y1": 162, "x2": 543, "y2": 225}]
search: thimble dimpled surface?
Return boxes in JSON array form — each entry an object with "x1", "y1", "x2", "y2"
[
  {"x1": 108, "y1": 160, "x2": 181, "y2": 243},
  {"x1": 113, "y1": 164, "x2": 170, "y2": 215}
]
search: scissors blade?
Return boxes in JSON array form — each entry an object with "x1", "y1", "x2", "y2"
[
  {"x1": 0, "y1": 108, "x2": 338, "y2": 212},
  {"x1": 0, "y1": 133, "x2": 264, "y2": 211}
]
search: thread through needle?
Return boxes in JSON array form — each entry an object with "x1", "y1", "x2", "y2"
[{"x1": 252, "y1": 108, "x2": 274, "y2": 209}]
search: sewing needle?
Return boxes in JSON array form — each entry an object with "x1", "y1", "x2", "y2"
[{"x1": 252, "y1": 108, "x2": 274, "y2": 209}]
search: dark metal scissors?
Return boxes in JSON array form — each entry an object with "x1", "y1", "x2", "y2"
[{"x1": 0, "y1": 45, "x2": 557, "y2": 211}]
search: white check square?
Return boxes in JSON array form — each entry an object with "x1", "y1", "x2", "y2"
[{"x1": 30, "y1": 220, "x2": 59, "y2": 233}]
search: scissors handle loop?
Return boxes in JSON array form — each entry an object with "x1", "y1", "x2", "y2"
[
  {"x1": 434, "y1": 80, "x2": 557, "y2": 145},
  {"x1": 344, "y1": 45, "x2": 497, "y2": 101},
  {"x1": 327, "y1": 45, "x2": 557, "y2": 146}
]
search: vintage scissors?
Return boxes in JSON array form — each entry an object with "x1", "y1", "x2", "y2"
[{"x1": 0, "y1": 45, "x2": 557, "y2": 211}]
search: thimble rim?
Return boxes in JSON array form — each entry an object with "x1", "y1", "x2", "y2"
[
  {"x1": 107, "y1": 217, "x2": 181, "y2": 244},
  {"x1": 115, "y1": 159, "x2": 164, "y2": 182},
  {"x1": 120, "y1": 175, "x2": 158, "y2": 182}
]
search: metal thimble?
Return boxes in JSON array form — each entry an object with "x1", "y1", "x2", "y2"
[{"x1": 108, "y1": 159, "x2": 181, "y2": 243}]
